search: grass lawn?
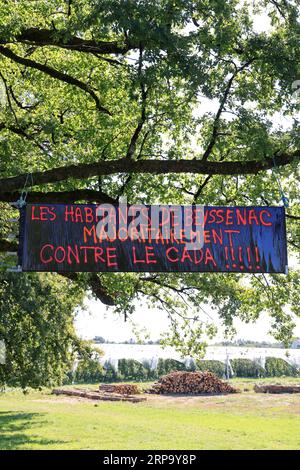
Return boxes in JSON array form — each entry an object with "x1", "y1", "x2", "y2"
[{"x1": 1, "y1": 377, "x2": 300, "y2": 450}]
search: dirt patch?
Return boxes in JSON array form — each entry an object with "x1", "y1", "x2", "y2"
[
  {"x1": 33, "y1": 396, "x2": 89, "y2": 404},
  {"x1": 32, "y1": 390, "x2": 300, "y2": 416},
  {"x1": 144, "y1": 391, "x2": 300, "y2": 414},
  {"x1": 145, "y1": 393, "x2": 240, "y2": 408}
]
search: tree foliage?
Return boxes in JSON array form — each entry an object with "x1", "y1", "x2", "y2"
[
  {"x1": 0, "y1": 272, "x2": 86, "y2": 389},
  {"x1": 0, "y1": 1, "x2": 300, "y2": 354},
  {"x1": 72, "y1": 347, "x2": 104, "y2": 383}
]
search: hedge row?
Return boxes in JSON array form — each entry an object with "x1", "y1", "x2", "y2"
[
  {"x1": 196, "y1": 357, "x2": 299, "y2": 378},
  {"x1": 66, "y1": 356, "x2": 300, "y2": 383},
  {"x1": 229, "y1": 357, "x2": 299, "y2": 378}
]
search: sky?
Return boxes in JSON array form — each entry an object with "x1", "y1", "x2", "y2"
[
  {"x1": 75, "y1": 7, "x2": 300, "y2": 344},
  {"x1": 75, "y1": 296, "x2": 300, "y2": 343}
]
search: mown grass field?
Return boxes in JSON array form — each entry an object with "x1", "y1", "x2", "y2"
[{"x1": 1, "y1": 377, "x2": 300, "y2": 450}]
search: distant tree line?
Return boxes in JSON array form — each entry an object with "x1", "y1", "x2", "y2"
[
  {"x1": 67, "y1": 356, "x2": 300, "y2": 384},
  {"x1": 93, "y1": 336, "x2": 161, "y2": 345}
]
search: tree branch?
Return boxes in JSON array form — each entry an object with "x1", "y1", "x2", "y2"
[
  {"x1": 288, "y1": 239, "x2": 300, "y2": 249},
  {"x1": 14, "y1": 28, "x2": 136, "y2": 55},
  {"x1": 193, "y1": 175, "x2": 213, "y2": 203},
  {"x1": 0, "y1": 238, "x2": 116, "y2": 306},
  {"x1": 125, "y1": 46, "x2": 148, "y2": 159},
  {"x1": 0, "y1": 45, "x2": 111, "y2": 115},
  {"x1": 0, "y1": 189, "x2": 116, "y2": 204},
  {"x1": 58, "y1": 273, "x2": 116, "y2": 306},
  {"x1": 8, "y1": 84, "x2": 40, "y2": 110},
  {"x1": 269, "y1": 0, "x2": 286, "y2": 18},
  {"x1": 286, "y1": 213, "x2": 300, "y2": 220},
  {"x1": 0, "y1": 121, "x2": 49, "y2": 154},
  {"x1": 0, "y1": 238, "x2": 18, "y2": 252},
  {"x1": 0, "y1": 151, "x2": 298, "y2": 193},
  {"x1": 201, "y1": 59, "x2": 255, "y2": 161}
]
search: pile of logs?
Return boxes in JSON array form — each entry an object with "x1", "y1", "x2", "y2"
[
  {"x1": 147, "y1": 371, "x2": 237, "y2": 395},
  {"x1": 52, "y1": 388, "x2": 146, "y2": 403},
  {"x1": 99, "y1": 383, "x2": 140, "y2": 395},
  {"x1": 254, "y1": 384, "x2": 300, "y2": 394}
]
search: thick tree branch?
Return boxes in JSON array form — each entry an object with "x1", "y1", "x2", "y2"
[
  {"x1": 0, "y1": 189, "x2": 116, "y2": 204},
  {"x1": 0, "y1": 151, "x2": 299, "y2": 193},
  {"x1": 14, "y1": 28, "x2": 136, "y2": 55},
  {"x1": 0, "y1": 45, "x2": 111, "y2": 115},
  {"x1": 59, "y1": 273, "x2": 116, "y2": 306}
]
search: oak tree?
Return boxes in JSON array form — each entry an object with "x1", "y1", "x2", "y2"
[{"x1": 0, "y1": 0, "x2": 300, "y2": 356}]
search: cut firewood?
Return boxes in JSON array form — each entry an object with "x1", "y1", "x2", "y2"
[
  {"x1": 254, "y1": 384, "x2": 300, "y2": 394},
  {"x1": 99, "y1": 383, "x2": 140, "y2": 395},
  {"x1": 52, "y1": 388, "x2": 146, "y2": 403},
  {"x1": 146, "y1": 371, "x2": 238, "y2": 395}
]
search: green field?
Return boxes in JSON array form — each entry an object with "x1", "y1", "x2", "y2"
[{"x1": 1, "y1": 378, "x2": 300, "y2": 450}]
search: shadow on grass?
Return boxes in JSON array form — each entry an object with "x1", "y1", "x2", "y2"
[{"x1": 0, "y1": 411, "x2": 67, "y2": 449}]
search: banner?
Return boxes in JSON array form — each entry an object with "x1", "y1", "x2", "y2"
[{"x1": 19, "y1": 203, "x2": 288, "y2": 273}]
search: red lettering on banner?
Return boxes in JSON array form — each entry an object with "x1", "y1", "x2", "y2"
[
  {"x1": 32, "y1": 205, "x2": 56, "y2": 221},
  {"x1": 83, "y1": 225, "x2": 97, "y2": 243},
  {"x1": 161, "y1": 208, "x2": 171, "y2": 227},
  {"x1": 54, "y1": 246, "x2": 66, "y2": 263},
  {"x1": 247, "y1": 247, "x2": 252, "y2": 268},
  {"x1": 85, "y1": 207, "x2": 94, "y2": 223},
  {"x1": 172, "y1": 211, "x2": 180, "y2": 227},
  {"x1": 74, "y1": 207, "x2": 83, "y2": 223},
  {"x1": 216, "y1": 209, "x2": 225, "y2": 224},
  {"x1": 225, "y1": 209, "x2": 234, "y2": 225},
  {"x1": 64, "y1": 205, "x2": 74, "y2": 222},
  {"x1": 248, "y1": 209, "x2": 259, "y2": 225},
  {"x1": 205, "y1": 249, "x2": 216, "y2": 266},
  {"x1": 166, "y1": 247, "x2": 179, "y2": 262},
  {"x1": 31, "y1": 206, "x2": 40, "y2": 220},
  {"x1": 204, "y1": 231, "x2": 211, "y2": 244},
  {"x1": 40, "y1": 244, "x2": 54, "y2": 264},
  {"x1": 132, "y1": 247, "x2": 145, "y2": 264},
  {"x1": 67, "y1": 245, "x2": 79, "y2": 264},
  {"x1": 236, "y1": 209, "x2": 247, "y2": 225},
  {"x1": 212, "y1": 229, "x2": 223, "y2": 245},
  {"x1": 24, "y1": 203, "x2": 285, "y2": 274},
  {"x1": 181, "y1": 249, "x2": 193, "y2": 263},
  {"x1": 224, "y1": 230, "x2": 240, "y2": 246},
  {"x1": 107, "y1": 247, "x2": 117, "y2": 267},
  {"x1": 132, "y1": 246, "x2": 157, "y2": 264},
  {"x1": 145, "y1": 246, "x2": 157, "y2": 264},
  {"x1": 260, "y1": 210, "x2": 272, "y2": 226},
  {"x1": 93, "y1": 247, "x2": 104, "y2": 263},
  {"x1": 207, "y1": 209, "x2": 216, "y2": 224},
  {"x1": 238, "y1": 246, "x2": 243, "y2": 263},
  {"x1": 118, "y1": 227, "x2": 128, "y2": 241},
  {"x1": 184, "y1": 207, "x2": 193, "y2": 227}
]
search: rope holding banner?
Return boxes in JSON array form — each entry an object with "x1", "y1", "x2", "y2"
[
  {"x1": 272, "y1": 156, "x2": 289, "y2": 208},
  {"x1": 15, "y1": 173, "x2": 33, "y2": 208}
]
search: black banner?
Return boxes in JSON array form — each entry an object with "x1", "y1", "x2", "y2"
[{"x1": 19, "y1": 203, "x2": 288, "y2": 273}]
